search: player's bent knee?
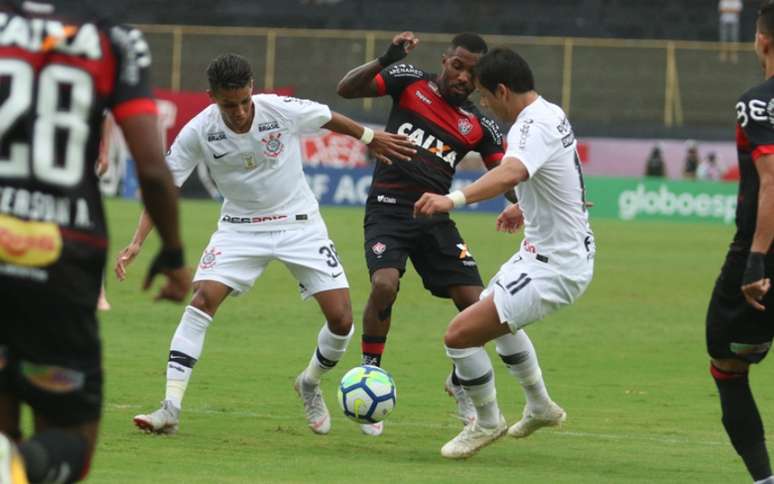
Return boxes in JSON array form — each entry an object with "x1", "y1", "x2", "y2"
[
  {"x1": 444, "y1": 325, "x2": 470, "y2": 349},
  {"x1": 326, "y1": 314, "x2": 353, "y2": 336},
  {"x1": 370, "y1": 276, "x2": 398, "y2": 303}
]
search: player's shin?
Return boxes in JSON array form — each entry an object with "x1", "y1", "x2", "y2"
[
  {"x1": 19, "y1": 430, "x2": 89, "y2": 483},
  {"x1": 711, "y1": 364, "x2": 772, "y2": 481},
  {"x1": 446, "y1": 346, "x2": 501, "y2": 428},
  {"x1": 303, "y1": 323, "x2": 354, "y2": 385},
  {"x1": 165, "y1": 306, "x2": 212, "y2": 409},
  {"x1": 495, "y1": 331, "x2": 550, "y2": 411}
]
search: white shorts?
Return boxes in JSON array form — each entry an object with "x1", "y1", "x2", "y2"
[
  {"x1": 481, "y1": 249, "x2": 594, "y2": 333},
  {"x1": 193, "y1": 219, "x2": 349, "y2": 300}
]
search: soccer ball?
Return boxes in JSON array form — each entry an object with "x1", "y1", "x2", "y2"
[{"x1": 337, "y1": 365, "x2": 396, "y2": 424}]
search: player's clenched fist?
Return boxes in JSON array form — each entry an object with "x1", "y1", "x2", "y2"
[
  {"x1": 413, "y1": 193, "x2": 454, "y2": 218},
  {"x1": 379, "y1": 32, "x2": 419, "y2": 66}
]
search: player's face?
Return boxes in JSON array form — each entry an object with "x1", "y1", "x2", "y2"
[
  {"x1": 439, "y1": 47, "x2": 481, "y2": 105},
  {"x1": 475, "y1": 80, "x2": 508, "y2": 122},
  {"x1": 210, "y1": 83, "x2": 254, "y2": 133}
]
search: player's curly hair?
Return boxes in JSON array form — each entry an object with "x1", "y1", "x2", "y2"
[
  {"x1": 474, "y1": 47, "x2": 534, "y2": 94},
  {"x1": 450, "y1": 33, "x2": 488, "y2": 54},
  {"x1": 206, "y1": 53, "x2": 253, "y2": 92}
]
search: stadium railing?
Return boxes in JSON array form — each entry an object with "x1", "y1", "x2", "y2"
[{"x1": 135, "y1": 24, "x2": 757, "y2": 130}]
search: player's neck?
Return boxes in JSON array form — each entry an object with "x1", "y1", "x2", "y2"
[{"x1": 508, "y1": 91, "x2": 539, "y2": 123}]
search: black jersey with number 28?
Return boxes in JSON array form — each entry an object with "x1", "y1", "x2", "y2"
[{"x1": 0, "y1": 2, "x2": 158, "y2": 305}]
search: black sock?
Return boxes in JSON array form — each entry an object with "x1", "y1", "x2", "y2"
[
  {"x1": 19, "y1": 429, "x2": 89, "y2": 483},
  {"x1": 711, "y1": 364, "x2": 772, "y2": 481},
  {"x1": 361, "y1": 335, "x2": 386, "y2": 367}
]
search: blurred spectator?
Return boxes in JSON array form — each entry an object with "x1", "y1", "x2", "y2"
[
  {"x1": 697, "y1": 151, "x2": 722, "y2": 181},
  {"x1": 644, "y1": 145, "x2": 666, "y2": 177},
  {"x1": 719, "y1": 0, "x2": 742, "y2": 63},
  {"x1": 683, "y1": 140, "x2": 700, "y2": 179}
]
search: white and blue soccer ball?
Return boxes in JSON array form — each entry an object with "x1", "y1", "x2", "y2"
[{"x1": 337, "y1": 365, "x2": 396, "y2": 424}]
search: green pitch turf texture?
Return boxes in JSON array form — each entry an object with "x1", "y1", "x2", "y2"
[{"x1": 80, "y1": 198, "x2": 772, "y2": 483}]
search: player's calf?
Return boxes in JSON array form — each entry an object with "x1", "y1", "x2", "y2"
[{"x1": 711, "y1": 363, "x2": 772, "y2": 482}]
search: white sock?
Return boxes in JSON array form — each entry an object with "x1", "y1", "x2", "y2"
[
  {"x1": 165, "y1": 305, "x2": 212, "y2": 409},
  {"x1": 446, "y1": 346, "x2": 500, "y2": 428},
  {"x1": 495, "y1": 330, "x2": 550, "y2": 412},
  {"x1": 303, "y1": 323, "x2": 354, "y2": 385},
  {"x1": 755, "y1": 476, "x2": 774, "y2": 484}
]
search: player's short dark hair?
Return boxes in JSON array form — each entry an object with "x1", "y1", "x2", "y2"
[
  {"x1": 206, "y1": 53, "x2": 253, "y2": 92},
  {"x1": 474, "y1": 47, "x2": 535, "y2": 94},
  {"x1": 759, "y1": 0, "x2": 774, "y2": 35},
  {"x1": 450, "y1": 32, "x2": 488, "y2": 54}
]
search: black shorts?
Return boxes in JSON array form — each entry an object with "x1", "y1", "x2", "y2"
[
  {"x1": 706, "y1": 251, "x2": 774, "y2": 364},
  {"x1": 363, "y1": 208, "x2": 483, "y2": 298},
  {"x1": 0, "y1": 293, "x2": 103, "y2": 426}
]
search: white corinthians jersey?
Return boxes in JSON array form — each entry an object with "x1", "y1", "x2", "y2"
[
  {"x1": 166, "y1": 94, "x2": 332, "y2": 232},
  {"x1": 506, "y1": 96, "x2": 593, "y2": 265}
]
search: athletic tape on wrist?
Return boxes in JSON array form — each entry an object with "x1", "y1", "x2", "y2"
[
  {"x1": 360, "y1": 126, "x2": 374, "y2": 145},
  {"x1": 445, "y1": 190, "x2": 467, "y2": 209},
  {"x1": 742, "y1": 252, "x2": 767, "y2": 285},
  {"x1": 378, "y1": 41, "x2": 408, "y2": 67}
]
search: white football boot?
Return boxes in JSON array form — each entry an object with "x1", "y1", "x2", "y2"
[
  {"x1": 294, "y1": 372, "x2": 331, "y2": 435},
  {"x1": 441, "y1": 414, "x2": 507, "y2": 459},
  {"x1": 133, "y1": 400, "x2": 180, "y2": 434},
  {"x1": 508, "y1": 401, "x2": 566, "y2": 438},
  {"x1": 360, "y1": 421, "x2": 384, "y2": 436},
  {"x1": 444, "y1": 374, "x2": 477, "y2": 426}
]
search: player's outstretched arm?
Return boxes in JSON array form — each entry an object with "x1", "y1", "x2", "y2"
[
  {"x1": 337, "y1": 31, "x2": 418, "y2": 98},
  {"x1": 741, "y1": 154, "x2": 774, "y2": 311},
  {"x1": 323, "y1": 111, "x2": 415, "y2": 164},
  {"x1": 115, "y1": 209, "x2": 153, "y2": 281},
  {"x1": 119, "y1": 114, "x2": 191, "y2": 302},
  {"x1": 414, "y1": 156, "x2": 529, "y2": 217}
]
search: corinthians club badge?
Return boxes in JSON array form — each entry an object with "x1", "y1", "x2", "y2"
[{"x1": 261, "y1": 132, "x2": 284, "y2": 159}]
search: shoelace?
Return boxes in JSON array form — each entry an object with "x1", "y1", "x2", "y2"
[{"x1": 303, "y1": 389, "x2": 325, "y2": 417}]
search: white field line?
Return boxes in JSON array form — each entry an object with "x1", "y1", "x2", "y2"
[{"x1": 108, "y1": 403, "x2": 724, "y2": 447}]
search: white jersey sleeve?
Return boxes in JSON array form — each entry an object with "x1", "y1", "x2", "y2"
[
  {"x1": 166, "y1": 120, "x2": 204, "y2": 187},
  {"x1": 505, "y1": 120, "x2": 555, "y2": 177},
  {"x1": 267, "y1": 95, "x2": 332, "y2": 135}
]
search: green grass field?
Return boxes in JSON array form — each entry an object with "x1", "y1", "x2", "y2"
[{"x1": 84, "y1": 198, "x2": 773, "y2": 483}]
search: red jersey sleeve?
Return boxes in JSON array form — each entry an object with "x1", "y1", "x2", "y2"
[{"x1": 477, "y1": 115, "x2": 506, "y2": 170}]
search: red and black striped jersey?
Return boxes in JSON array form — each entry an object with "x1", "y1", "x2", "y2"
[
  {"x1": 733, "y1": 77, "x2": 774, "y2": 254},
  {"x1": 369, "y1": 63, "x2": 504, "y2": 212},
  {"x1": 0, "y1": 1, "x2": 157, "y2": 305}
]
